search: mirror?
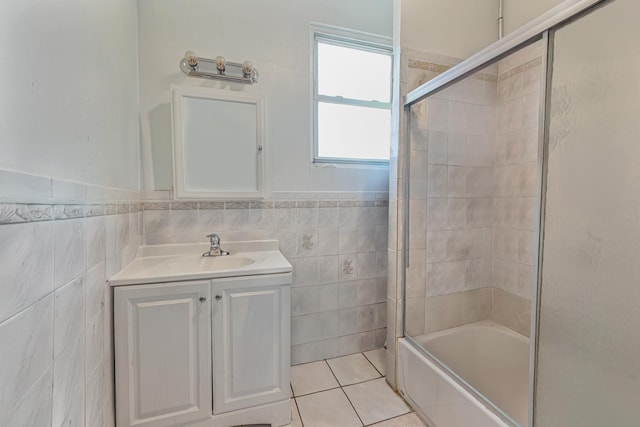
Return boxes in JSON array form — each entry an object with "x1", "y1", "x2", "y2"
[{"x1": 171, "y1": 85, "x2": 265, "y2": 199}]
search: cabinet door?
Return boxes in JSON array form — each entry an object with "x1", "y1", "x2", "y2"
[
  {"x1": 114, "y1": 281, "x2": 212, "y2": 427},
  {"x1": 212, "y1": 274, "x2": 291, "y2": 414}
]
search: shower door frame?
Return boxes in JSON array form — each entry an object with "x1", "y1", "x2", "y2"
[{"x1": 399, "y1": 1, "x2": 609, "y2": 426}]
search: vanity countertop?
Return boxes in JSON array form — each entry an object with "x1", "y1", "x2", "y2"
[{"x1": 108, "y1": 240, "x2": 292, "y2": 286}]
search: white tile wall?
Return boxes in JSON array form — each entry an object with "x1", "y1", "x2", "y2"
[
  {"x1": 396, "y1": 43, "x2": 541, "y2": 344},
  {"x1": 141, "y1": 198, "x2": 389, "y2": 365},
  {"x1": 0, "y1": 169, "x2": 142, "y2": 427}
]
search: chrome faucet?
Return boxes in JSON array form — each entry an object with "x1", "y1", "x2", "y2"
[{"x1": 202, "y1": 233, "x2": 229, "y2": 257}]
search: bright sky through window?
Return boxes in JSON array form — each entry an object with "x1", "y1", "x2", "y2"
[{"x1": 314, "y1": 35, "x2": 392, "y2": 163}]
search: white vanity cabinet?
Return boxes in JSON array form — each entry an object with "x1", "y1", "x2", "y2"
[
  {"x1": 114, "y1": 281, "x2": 213, "y2": 427},
  {"x1": 113, "y1": 270, "x2": 291, "y2": 427},
  {"x1": 212, "y1": 274, "x2": 290, "y2": 415}
]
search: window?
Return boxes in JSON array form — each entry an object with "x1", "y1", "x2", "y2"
[{"x1": 313, "y1": 32, "x2": 392, "y2": 164}]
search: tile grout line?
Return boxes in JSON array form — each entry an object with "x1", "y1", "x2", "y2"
[
  {"x1": 292, "y1": 385, "x2": 342, "y2": 398},
  {"x1": 325, "y1": 356, "x2": 367, "y2": 427},
  {"x1": 362, "y1": 351, "x2": 384, "y2": 377},
  {"x1": 295, "y1": 350, "x2": 420, "y2": 426},
  {"x1": 366, "y1": 411, "x2": 416, "y2": 427},
  {"x1": 292, "y1": 395, "x2": 305, "y2": 427}
]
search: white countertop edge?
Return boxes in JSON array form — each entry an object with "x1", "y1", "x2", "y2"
[{"x1": 109, "y1": 268, "x2": 293, "y2": 287}]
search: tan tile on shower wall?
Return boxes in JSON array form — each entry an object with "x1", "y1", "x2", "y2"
[
  {"x1": 492, "y1": 288, "x2": 531, "y2": 337},
  {"x1": 425, "y1": 262, "x2": 447, "y2": 297},
  {"x1": 427, "y1": 165, "x2": 448, "y2": 197},
  {"x1": 410, "y1": 128, "x2": 429, "y2": 152},
  {"x1": 424, "y1": 288, "x2": 492, "y2": 333},
  {"x1": 426, "y1": 197, "x2": 448, "y2": 230},
  {"x1": 404, "y1": 297, "x2": 425, "y2": 337},
  {"x1": 405, "y1": 250, "x2": 426, "y2": 298},
  {"x1": 493, "y1": 258, "x2": 520, "y2": 295},
  {"x1": 428, "y1": 131, "x2": 448, "y2": 165}
]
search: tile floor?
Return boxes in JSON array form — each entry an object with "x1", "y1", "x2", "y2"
[{"x1": 286, "y1": 349, "x2": 427, "y2": 427}]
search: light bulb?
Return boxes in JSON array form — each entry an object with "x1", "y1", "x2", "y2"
[
  {"x1": 184, "y1": 50, "x2": 197, "y2": 67},
  {"x1": 215, "y1": 56, "x2": 226, "y2": 72},
  {"x1": 242, "y1": 60, "x2": 253, "y2": 77}
]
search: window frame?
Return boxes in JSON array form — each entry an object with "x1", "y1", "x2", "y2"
[{"x1": 312, "y1": 29, "x2": 393, "y2": 165}]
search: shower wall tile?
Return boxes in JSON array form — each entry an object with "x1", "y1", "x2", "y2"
[
  {"x1": 424, "y1": 288, "x2": 492, "y2": 333},
  {"x1": 428, "y1": 131, "x2": 449, "y2": 165},
  {"x1": 405, "y1": 249, "x2": 426, "y2": 298},
  {"x1": 492, "y1": 43, "x2": 542, "y2": 314},
  {"x1": 427, "y1": 165, "x2": 448, "y2": 197},
  {"x1": 492, "y1": 288, "x2": 531, "y2": 337},
  {"x1": 427, "y1": 98, "x2": 449, "y2": 131},
  {"x1": 405, "y1": 297, "x2": 426, "y2": 336},
  {"x1": 392, "y1": 46, "x2": 541, "y2": 391}
]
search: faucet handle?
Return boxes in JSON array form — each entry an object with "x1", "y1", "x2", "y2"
[{"x1": 206, "y1": 233, "x2": 220, "y2": 241}]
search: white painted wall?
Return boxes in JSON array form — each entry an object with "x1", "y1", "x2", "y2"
[
  {"x1": 0, "y1": 0, "x2": 140, "y2": 190},
  {"x1": 400, "y1": 0, "x2": 567, "y2": 61},
  {"x1": 504, "y1": 0, "x2": 565, "y2": 34},
  {"x1": 401, "y1": 0, "x2": 499, "y2": 60},
  {"x1": 137, "y1": 0, "x2": 392, "y2": 194}
]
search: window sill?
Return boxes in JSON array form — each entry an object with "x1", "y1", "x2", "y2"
[{"x1": 311, "y1": 161, "x2": 389, "y2": 170}]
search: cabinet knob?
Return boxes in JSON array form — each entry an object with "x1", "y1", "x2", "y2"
[
  {"x1": 199, "y1": 297, "x2": 206, "y2": 302},
  {"x1": 215, "y1": 295, "x2": 222, "y2": 300}
]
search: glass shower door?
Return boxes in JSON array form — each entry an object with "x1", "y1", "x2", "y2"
[{"x1": 535, "y1": 0, "x2": 640, "y2": 424}]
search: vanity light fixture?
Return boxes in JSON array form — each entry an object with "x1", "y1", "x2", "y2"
[{"x1": 180, "y1": 50, "x2": 259, "y2": 84}]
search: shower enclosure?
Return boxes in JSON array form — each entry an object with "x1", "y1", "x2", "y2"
[{"x1": 394, "y1": 0, "x2": 640, "y2": 426}]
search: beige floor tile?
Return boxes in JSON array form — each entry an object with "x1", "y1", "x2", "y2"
[
  {"x1": 369, "y1": 412, "x2": 427, "y2": 426},
  {"x1": 290, "y1": 399, "x2": 303, "y2": 427},
  {"x1": 343, "y1": 378, "x2": 411, "y2": 425},
  {"x1": 363, "y1": 348, "x2": 386, "y2": 375},
  {"x1": 290, "y1": 361, "x2": 339, "y2": 396},
  {"x1": 327, "y1": 353, "x2": 381, "y2": 386},
  {"x1": 296, "y1": 388, "x2": 363, "y2": 427}
]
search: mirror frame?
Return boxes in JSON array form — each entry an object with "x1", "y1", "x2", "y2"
[{"x1": 171, "y1": 84, "x2": 266, "y2": 200}]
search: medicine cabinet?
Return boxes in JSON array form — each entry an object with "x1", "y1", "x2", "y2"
[{"x1": 171, "y1": 85, "x2": 265, "y2": 199}]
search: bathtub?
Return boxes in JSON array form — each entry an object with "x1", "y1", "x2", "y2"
[{"x1": 398, "y1": 320, "x2": 530, "y2": 427}]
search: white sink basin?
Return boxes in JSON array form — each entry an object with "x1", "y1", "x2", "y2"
[
  {"x1": 163, "y1": 255, "x2": 261, "y2": 272},
  {"x1": 108, "y1": 240, "x2": 292, "y2": 286}
]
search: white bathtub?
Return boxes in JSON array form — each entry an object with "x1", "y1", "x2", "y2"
[{"x1": 398, "y1": 320, "x2": 530, "y2": 427}]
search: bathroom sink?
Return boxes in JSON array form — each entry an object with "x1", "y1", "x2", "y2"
[
  {"x1": 108, "y1": 240, "x2": 292, "y2": 286},
  {"x1": 163, "y1": 254, "x2": 260, "y2": 272}
]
